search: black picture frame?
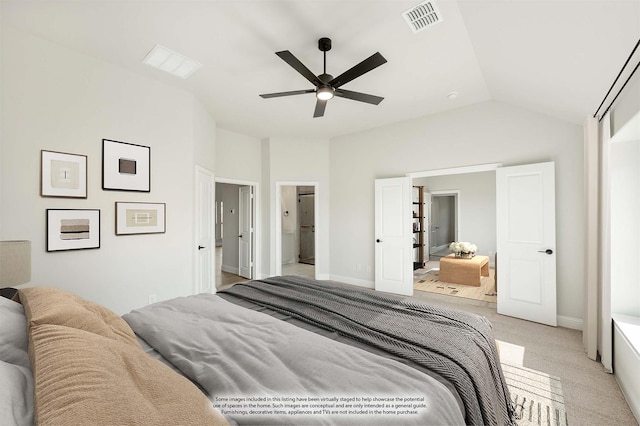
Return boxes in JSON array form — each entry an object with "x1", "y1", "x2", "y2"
[
  {"x1": 46, "y1": 209, "x2": 101, "y2": 252},
  {"x1": 102, "y1": 139, "x2": 151, "y2": 192}
]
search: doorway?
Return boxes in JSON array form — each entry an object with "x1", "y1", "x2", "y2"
[
  {"x1": 429, "y1": 192, "x2": 459, "y2": 258},
  {"x1": 275, "y1": 182, "x2": 318, "y2": 279},
  {"x1": 413, "y1": 175, "x2": 495, "y2": 304},
  {"x1": 214, "y1": 178, "x2": 259, "y2": 290},
  {"x1": 403, "y1": 162, "x2": 557, "y2": 326}
]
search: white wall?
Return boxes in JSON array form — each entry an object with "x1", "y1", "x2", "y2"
[
  {"x1": 215, "y1": 128, "x2": 262, "y2": 182},
  {"x1": 610, "y1": 138, "x2": 640, "y2": 317},
  {"x1": 330, "y1": 101, "x2": 584, "y2": 322},
  {"x1": 265, "y1": 137, "x2": 330, "y2": 278},
  {"x1": 414, "y1": 171, "x2": 496, "y2": 259},
  {"x1": 0, "y1": 26, "x2": 216, "y2": 315}
]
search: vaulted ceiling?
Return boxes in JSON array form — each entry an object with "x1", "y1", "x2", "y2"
[{"x1": 2, "y1": 1, "x2": 639, "y2": 139}]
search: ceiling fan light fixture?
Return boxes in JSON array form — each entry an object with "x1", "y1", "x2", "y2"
[{"x1": 316, "y1": 86, "x2": 334, "y2": 101}]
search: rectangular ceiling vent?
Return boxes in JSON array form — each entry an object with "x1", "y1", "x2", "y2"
[
  {"x1": 142, "y1": 45, "x2": 202, "y2": 79},
  {"x1": 402, "y1": 1, "x2": 443, "y2": 34}
]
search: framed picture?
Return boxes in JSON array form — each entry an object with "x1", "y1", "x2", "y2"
[
  {"x1": 46, "y1": 209, "x2": 100, "y2": 252},
  {"x1": 102, "y1": 139, "x2": 150, "y2": 192},
  {"x1": 41, "y1": 150, "x2": 88, "y2": 198},
  {"x1": 115, "y1": 202, "x2": 166, "y2": 235}
]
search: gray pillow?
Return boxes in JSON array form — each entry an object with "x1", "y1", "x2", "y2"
[
  {"x1": 0, "y1": 297, "x2": 29, "y2": 367},
  {"x1": 0, "y1": 296, "x2": 33, "y2": 426},
  {"x1": 0, "y1": 361, "x2": 33, "y2": 426}
]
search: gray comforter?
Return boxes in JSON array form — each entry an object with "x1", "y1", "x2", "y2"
[
  {"x1": 221, "y1": 276, "x2": 515, "y2": 426},
  {"x1": 124, "y1": 292, "x2": 465, "y2": 425}
]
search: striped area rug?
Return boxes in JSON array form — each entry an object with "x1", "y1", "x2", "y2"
[{"x1": 502, "y1": 363, "x2": 568, "y2": 426}]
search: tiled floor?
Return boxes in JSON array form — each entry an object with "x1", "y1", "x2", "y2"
[{"x1": 282, "y1": 262, "x2": 315, "y2": 278}]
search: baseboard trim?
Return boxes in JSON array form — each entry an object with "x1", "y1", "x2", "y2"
[
  {"x1": 329, "y1": 275, "x2": 374, "y2": 289},
  {"x1": 557, "y1": 315, "x2": 583, "y2": 330},
  {"x1": 221, "y1": 265, "x2": 239, "y2": 275},
  {"x1": 316, "y1": 273, "x2": 330, "y2": 281}
]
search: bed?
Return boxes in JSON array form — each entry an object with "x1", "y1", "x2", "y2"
[{"x1": 1, "y1": 276, "x2": 515, "y2": 426}]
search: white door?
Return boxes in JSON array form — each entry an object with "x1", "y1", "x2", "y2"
[
  {"x1": 374, "y1": 177, "x2": 413, "y2": 296},
  {"x1": 238, "y1": 185, "x2": 253, "y2": 279},
  {"x1": 195, "y1": 166, "x2": 215, "y2": 293},
  {"x1": 496, "y1": 162, "x2": 556, "y2": 326}
]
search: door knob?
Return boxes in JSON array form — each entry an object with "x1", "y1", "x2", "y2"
[
  {"x1": 198, "y1": 245, "x2": 206, "y2": 250},
  {"x1": 376, "y1": 239, "x2": 383, "y2": 243},
  {"x1": 238, "y1": 234, "x2": 243, "y2": 238},
  {"x1": 538, "y1": 249, "x2": 553, "y2": 255}
]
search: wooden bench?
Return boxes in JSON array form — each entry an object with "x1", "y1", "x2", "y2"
[{"x1": 439, "y1": 254, "x2": 490, "y2": 287}]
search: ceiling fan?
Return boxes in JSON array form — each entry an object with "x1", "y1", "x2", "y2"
[{"x1": 260, "y1": 37, "x2": 387, "y2": 118}]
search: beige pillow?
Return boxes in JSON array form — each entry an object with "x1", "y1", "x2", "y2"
[
  {"x1": 19, "y1": 287, "x2": 138, "y2": 347},
  {"x1": 30, "y1": 323, "x2": 228, "y2": 425}
]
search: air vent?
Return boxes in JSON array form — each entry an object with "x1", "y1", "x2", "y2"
[
  {"x1": 142, "y1": 45, "x2": 202, "y2": 79},
  {"x1": 402, "y1": 1, "x2": 443, "y2": 34}
]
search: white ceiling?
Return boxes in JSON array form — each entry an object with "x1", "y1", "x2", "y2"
[{"x1": 2, "y1": 1, "x2": 639, "y2": 139}]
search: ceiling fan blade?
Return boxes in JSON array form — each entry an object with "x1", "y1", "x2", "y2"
[
  {"x1": 313, "y1": 99, "x2": 327, "y2": 118},
  {"x1": 260, "y1": 89, "x2": 314, "y2": 99},
  {"x1": 329, "y1": 52, "x2": 387, "y2": 88},
  {"x1": 276, "y1": 51, "x2": 322, "y2": 87},
  {"x1": 335, "y1": 89, "x2": 384, "y2": 105}
]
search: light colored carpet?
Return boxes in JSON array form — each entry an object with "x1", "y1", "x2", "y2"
[
  {"x1": 406, "y1": 290, "x2": 638, "y2": 426},
  {"x1": 414, "y1": 266, "x2": 497, "y2": 303}
]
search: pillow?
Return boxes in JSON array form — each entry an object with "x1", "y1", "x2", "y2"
[
  {"x1": 19, "y1": 287, "x2": 139, "y2": 347},
  {"x1": 29, "y1": 323, "x2": 228, "y2": 425},
  {"x1": 0, "y1": 361, "x2": 33, "y2": 426},
  {"x1": 0, "y1": 297, "x2": 34, "y2": 426},
  {"x1": 0, "y1": 297, "x2": 29, "y2": 368}
]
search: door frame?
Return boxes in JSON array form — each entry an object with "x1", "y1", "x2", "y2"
[
  {"x1": 274, "y1": 181, "x2": 319, "y2": 278},
  {"x1": 429, "y1": 190, "x2": 460, "y2": 253},
  {"x1": 214, "y1": 176, "x2": 261, "y2": 283}
]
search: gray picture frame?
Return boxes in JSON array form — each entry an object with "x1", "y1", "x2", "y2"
[{"x1": 115, "y1": 202, "x2": 166, "y2": 235}]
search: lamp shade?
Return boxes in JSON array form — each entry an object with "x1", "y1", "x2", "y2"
[{"x1": 0, "y1": 240, "x2": 31, "y2": 288}]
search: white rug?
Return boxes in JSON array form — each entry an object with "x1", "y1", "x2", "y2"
[{"x1": 502, "y1": 363, "x2": 568, "y2": 426}]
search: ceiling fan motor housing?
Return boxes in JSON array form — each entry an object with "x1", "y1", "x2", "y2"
[{"x1": 318, "y1": 37, "x2": 332, "y2": 52}]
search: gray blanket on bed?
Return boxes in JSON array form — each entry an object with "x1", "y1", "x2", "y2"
[
  {"x1": 123, "y1": 292, "x2": 465, "y2": 425},
  {"x1": 221, "y1": 276, "x2": 515, "y2": 426}
]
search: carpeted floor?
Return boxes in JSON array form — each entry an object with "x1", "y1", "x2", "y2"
[{"x1": 406, "y1": 290, "x2": 638, "y2": 426}]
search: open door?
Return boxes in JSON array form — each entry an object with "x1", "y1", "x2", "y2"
[
  {"x1": 496, "y1": 162, "x2": 556, "y2": 326},
  {"x1": 238, "y1": 185, "x2": 253, "y2": 279},
  {"x1": 374, "y1": 177, "x2": 413, "y2": 296},
  {"x1": 195, "y1": 166, "x2": 215, "y2": 293}
]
